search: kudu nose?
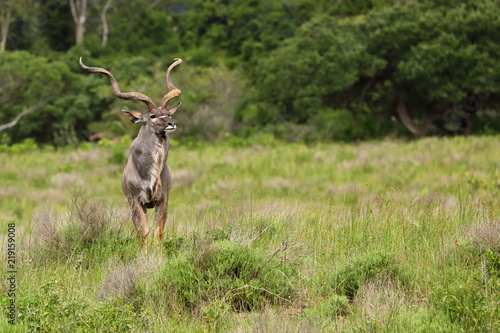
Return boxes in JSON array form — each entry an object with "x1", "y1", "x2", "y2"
[{"x1": 168, "y1": 122, "x2": 176, "y2": 127}]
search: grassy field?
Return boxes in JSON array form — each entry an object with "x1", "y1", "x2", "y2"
[{"x1": 0, "y1": 136, "x2": 499, "y2": 332}]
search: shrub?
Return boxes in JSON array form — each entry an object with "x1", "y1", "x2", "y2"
[
  {"x1": 148, "y1": 235, "x2": 298, "y2": 314},
  {"x1": 16, "y1": 279, "x2": 142, "y2": 332},
  {"x1": 331, "y1": 251, "x2": 410, "y2": 299},
  {"x1": 0, "y1": 138, "x2": 38, "y2": 154}
]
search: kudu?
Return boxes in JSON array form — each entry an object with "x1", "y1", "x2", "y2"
[{"x1": 79, "y1": 57, "x2": 182, "y2": 254}]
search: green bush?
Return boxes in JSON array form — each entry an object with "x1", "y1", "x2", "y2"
[
  {"x1": 162, "y1": 235, "x2": 186, "y2": 257},
  {"x1": 331, "y1": 251, "x2": 410, "y2": 299},
  {"x1": 16, "y1": 280, "x2": 142, "y2": 332},
  {"x1": 308, "y1": 109, "x2": 359, "y2": 142},
  {"x1": 0, "y1": 138, "x2": 38, "y2": 154},
  {"x1": 150, "y1": 236, "x2": 298, "y2": 313}
]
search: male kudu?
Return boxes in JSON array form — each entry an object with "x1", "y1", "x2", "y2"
[{"x1": 80, "y1": 57, "x2": 182, "y2": 254}]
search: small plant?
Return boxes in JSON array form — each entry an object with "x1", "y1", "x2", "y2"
[
  {"x1": 201, "y1": 299, "x2": 231, "y2": 330},
  {"x1": 206, "y1": 224, "x2": 234, "y2": 241},
  {"x1": 163, "y1": 235, "x2": 186, "y2": 256},
  {"x1": 306, "y1": 294, "x2": 350, "y2": 318},
  {"x1": 53, "y1": 124, "x2": 79, "y2": 148}
]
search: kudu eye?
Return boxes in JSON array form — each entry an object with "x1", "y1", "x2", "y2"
[{"x1": 150, "y1": 114, "x2": 157, "y2": 119}]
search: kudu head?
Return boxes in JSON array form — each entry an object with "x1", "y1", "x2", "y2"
[{"x1": 79, "y1": 57, "x2": 182, "y2": 135}]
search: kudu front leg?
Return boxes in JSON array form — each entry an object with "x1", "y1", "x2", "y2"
[{"x1": 131, "y1": 201, "x2": 149, "y2": 255}]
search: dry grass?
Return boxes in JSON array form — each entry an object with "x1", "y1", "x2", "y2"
[
  {"x1": 98, "y1": 254, "x2": 164, "y2": 301},
  {"x1": 230, "y1": 309, "x2": 319, "y2": 333},
  {"x1": 30, "y1": 208, "x2": 61, "y2": 252},
  {"x1": 28, "y1": 190, "x2": 134, "y2": 264},
  {"x1": 0, "y1": 136, "x2": 498, "y2": 331},
  {"x1": 468, "y1": 220, "x2": 500, "y2": 252},
  {"x1": 353, "y1": 275, "x2": 410, "y2": 324}
]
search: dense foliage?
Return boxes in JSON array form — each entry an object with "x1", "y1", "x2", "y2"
[{"x1": 0, "y1": 0, "x2": 499, "y2": 144}]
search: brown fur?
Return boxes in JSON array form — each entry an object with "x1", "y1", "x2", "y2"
[{"x1": 80, "y1": 57, "x2": 182, "y2": 254}]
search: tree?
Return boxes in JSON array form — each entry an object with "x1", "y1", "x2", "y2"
[
  {"x1": 0, "y1": 51, "x2": 100, "y2": 143},
  {"x1": 178, "y1": 0, "x2": 306, "y2": 66},
  {"x1": 92, "y1": 0, "x2": 112, "y2": 47},
  {"x1": 248, "y1": 0, "x2": 500, "y2": 139},
  {"x1": 0, "y1": 1, "x2": 14, "y2": 52},
  {"x1": 101, "y1": 0, "x2": 181, "y2": 57},
  {"x1": 367, "y1": 0, "x2": 500, "y2": 136},
  {"x1": 69, "y1": 0, "x2": 87, "y2": 45}
]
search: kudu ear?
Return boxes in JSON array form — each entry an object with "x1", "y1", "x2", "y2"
[{"x1": 122, "y1": 110, "x2": 144, "y2": 123}]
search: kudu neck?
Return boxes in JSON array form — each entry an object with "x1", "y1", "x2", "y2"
[{"x1": 138, "y1": 123, "x2": 169, "y2": 142}]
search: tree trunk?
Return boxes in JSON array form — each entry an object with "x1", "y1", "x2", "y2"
[
  {"x1": 396, "y1": 96, "x2": 424, "y2": 138},
  {"x1": 100, "y1": 0, "x2": 112, "y2": 47},
  {"x1": 69, "y1": 0, "x2": 88, "y2": 45},
  {"x1": 0, "y1": 5, "x2": 12, "y2": 53},
  {"x1": 464, "y1": 111, "x2": 476, "y2": 136},
  {"x1": 76, "y1": 16, "x2": 85, "y2": 44}
]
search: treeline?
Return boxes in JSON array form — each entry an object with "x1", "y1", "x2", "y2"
[{"x1": 0, "y1": 0, "x2": 499, "y2": 145}]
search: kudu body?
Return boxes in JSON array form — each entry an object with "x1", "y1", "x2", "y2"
[{"x1": 80, "y1": 57, "x2": 182, "y2": 253}]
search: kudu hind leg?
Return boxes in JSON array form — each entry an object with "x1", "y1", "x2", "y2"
[
  {"x1": 155, "y1": 198, "x2": 168, "y2": 242},
  {"x1": 131, "y1": 201, "x2": 149, "y2": 254}
]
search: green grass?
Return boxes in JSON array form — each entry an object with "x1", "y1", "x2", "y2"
[{"x1": 0, "y1": 136, "x2": 499, "y2": 332}]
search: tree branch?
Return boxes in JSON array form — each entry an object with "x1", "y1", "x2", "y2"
[
  {"x1": 148, "y1": 0, "x2": 162, "y2": 10},
  {"x1": 100, "y1": 0, "x2": 112, "y2": 47},
  {"x1": 69, "y1": 0, "x2": 78, "y2": 23},
  {"x1": 0, "y1": 2, "x2": 14, "y2": 53},
  {"x1": 0, "y1": 105, "x2": 38, "y2": 133}
]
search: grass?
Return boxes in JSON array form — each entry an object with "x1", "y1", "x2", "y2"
[{"x1": 0, "y1": 136, "x2": 499, "y2": 332}]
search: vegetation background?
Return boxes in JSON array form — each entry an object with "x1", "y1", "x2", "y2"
[
  {"x1": 0, "y1": 0, "x2": 499, "y2": 332},
  {"x1": 0, "y1": 0, "x2": 499, "y2": 144}
]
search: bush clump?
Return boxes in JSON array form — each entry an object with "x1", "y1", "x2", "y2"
[
  {"x1": 149, "y1": 236, "x2": 298, "y2": 314},
  {"x1": 331, "y1": 251, "x2": 410, "y2": 299}
]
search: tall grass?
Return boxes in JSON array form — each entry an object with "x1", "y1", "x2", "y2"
[{"x1": 0, "y1": 136, "x2": 499, "y2": 331}]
